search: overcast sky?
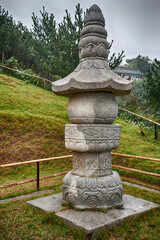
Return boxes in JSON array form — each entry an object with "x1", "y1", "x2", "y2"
[{"x1": 1, "y1": 0, "x2": 160, "y2": 62}]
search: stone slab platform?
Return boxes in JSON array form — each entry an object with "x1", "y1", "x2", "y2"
[
  {"x1": 27, "y1": 193, "x2": 63, "y2": 212},
  {"x1": 27, "y1": 193, "x2": 159, "y2": 234}
]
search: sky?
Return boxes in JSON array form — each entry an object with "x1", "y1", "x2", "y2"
[{"x1": 1, "y1": 0, "x2": 160, "y2": 62}]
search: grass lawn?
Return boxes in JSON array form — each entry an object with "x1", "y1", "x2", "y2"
[{"x1": 0, "y1": 185, "x2": 160, "y2": 240}]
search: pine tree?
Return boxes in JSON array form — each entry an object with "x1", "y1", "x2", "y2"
[
  {"x1": 32, "y1": 6, "x2": 58, "y2": 79},
  {"x1": 1, "y1": 4, "x2": 125, "y2": 80},
  {"x1": 107, "y1": 40, "x2": 125, "y2": 69},
  {"x1": 0, "y1": 7, "x2": 13, "y2": 63},
  {"x1": 143, "y1": 59, "x2": 160, "y2": 118}
]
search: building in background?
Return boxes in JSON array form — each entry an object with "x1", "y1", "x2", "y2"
[{"x1": 113, "y1": 67, "x2": 144, "y2": 80}]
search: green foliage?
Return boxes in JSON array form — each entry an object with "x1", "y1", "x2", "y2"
[
  {"x1": 117, "y1": 79, "x2": 156, "y2": 127},
  {"x1": 117, "y1": 72, "x2": 160, "y2": 124},
  {"x1": 0, "y1": 4, "x2": 124, "y2": 80},
  {"x1": 108, "y1": 40, "x2": 125, "y2": 69},
  {"x1": 6, "y1": 56, "x2": 18, "y2": 69},
  {"x1": 31, "y1": 4, "x2": 84, "y2": 78},
  {"x1": 0, "y1": 6, "x2": 36, "y2": 70},
  {"x1": 1, "y1": 57, "x2": 39, "y2": 85},
  {"x1": 31, "y1": 6, "x2": 58, "y2": 79},
  {"x1": 126, "y1": 55, "x2": 152, "y2": 73},
  {"x1": 56, "y1": 4, "x2": 83, "y2": 77},
  {"x1": 143, "y1": 59, "x2": 160, "y2": 118},
  {"x1": 16, "y1": 22, "x2": 35, "y2": 69},
  {"x1": 0, "y1": 6, "x2": 14, "y2": 63}
]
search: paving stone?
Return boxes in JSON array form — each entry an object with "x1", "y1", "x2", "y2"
[
  {"x1": 27, "y1": 193, "x2": 62, "y2": 212},
  {"x1": 26, "y1": 193, "x2": 159, "y2": 234}
]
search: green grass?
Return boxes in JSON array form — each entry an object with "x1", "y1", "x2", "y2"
[
  {"x1": 0, "y1": 73, "x2": 160, "y2": 199},
  {"x1": 0, "y1": 185, "x2": 159, "y2": 240}
]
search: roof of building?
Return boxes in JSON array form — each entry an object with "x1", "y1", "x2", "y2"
[{"x1": 114, "y1": 67, "x2": 143, "y2": 75}]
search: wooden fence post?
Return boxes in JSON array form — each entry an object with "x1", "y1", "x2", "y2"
[
  {"x1": 37, "y1": 162, "x2": 40, "y2": 190},
  {"x1": 155, "y1": 124, "x2": 158, "y2": 140}
]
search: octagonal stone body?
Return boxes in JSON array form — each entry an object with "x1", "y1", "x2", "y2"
[
  {"x1": 71, "y1": 151, "x2": 112, "y2": 177},
  {"x1": 67, "y1": 92, "x2": 118, "y2": 124}
]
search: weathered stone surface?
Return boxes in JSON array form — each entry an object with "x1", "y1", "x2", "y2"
[
  {"x1": 72, "y1": 151, "x2": 112, "y2": 177},
  {"x1": 57, "y1": 194, "x2": 159, "y2": 234},
  {"x1": 62, "y1": 171, "x2": 123, "y2": 209},
  {"x1": 52, "y1": 58, "x2": 132, "y2": 96},
  {"x1": 27, "y1": 193, "x2": 62, "y2": 212},
  {"x1": 65, "y1": 124, "x2": 121, "y2": 152},
  {"x1": 26, "y1": 193, "x2": 159, "y2": 235},
  {"x1": 67, "y1": 92, "x2": 118, "y2": 124},
  {"x1": 83, "y1": 4, "x2": 105, "y2": 27},
  {"x1": 52, "y1": 4, "x2": 132, "y2": 210}
]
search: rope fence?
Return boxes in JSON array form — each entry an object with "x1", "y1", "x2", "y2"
[
  {"x1": 0, "y1": 64, "x2": 52, "y2": 83},
  {"x1": 0, "y1": 153, "x2": 159, "y2": 190},
  {"x1": 118, "y1": 107, "x2": 159, "y2": 140},
  {"x1": 118, "y1": 107, "x2": 160, "y2": 126}
]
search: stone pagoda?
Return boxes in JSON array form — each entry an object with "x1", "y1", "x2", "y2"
[{"x1": 52, "y1": 4, "x2": 132, "y2": 209}]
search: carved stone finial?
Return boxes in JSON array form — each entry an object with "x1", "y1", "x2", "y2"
[
  {"x1": 79, "y1": 4, "x2": 108, "y2": 60},
  {"x1": 84, "y1": 4, "x2": 105, "y2": 26}
]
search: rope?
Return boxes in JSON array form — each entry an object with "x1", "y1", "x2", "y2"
[
  {"x1": 0, "y1": 64, "x2": 52, "y2": 83},
  {"x1": 118, "y1": 107, "x2": 160, "y2": 126}
]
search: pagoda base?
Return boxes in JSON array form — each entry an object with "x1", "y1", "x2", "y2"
[
  {"x1": 27, "y1": 193, "x2": 159, "y2": 236},
  {"x1": 62, "y1": 171, "x2": 123, "y2": 209}
]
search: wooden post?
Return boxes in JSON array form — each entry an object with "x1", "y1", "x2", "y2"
[
  {"x1": 37, "y1": 162, "x2": 40, "y2": 190},
  {"x1": 155, "y1": 124, "x2": 158, "y2": 140}
]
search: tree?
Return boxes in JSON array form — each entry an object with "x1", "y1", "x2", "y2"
[
  {"x1": 126, "y1": 55, "x2": 152, "y2": 73},
  {"x1": 57, "y1": 3, "x2": 84, "y2": 77},
  {"x1": 143, "y1": 59, "x2": 160, "y2": 118},
  {"x1": 31, "y1": 4, "x2": 124, "y2": 78},
  {"x1": 15, "y1": 22, "x2": 35, "y2": 69},
  {"x1": 0, "y1": 6, "x2": 35, "y2": 69},
  {"x1": 31, "y1": 6, "x2": 58, "y2": 79},
  {"x1": 0, "y1": 7, "x2": 13, "y2": 63},
  {"x1": 1, "y1": 4, "x2": 125, "y2": 80},
  {"x1": 107, "y1": 40, "x2": 125, "y2": 69}
]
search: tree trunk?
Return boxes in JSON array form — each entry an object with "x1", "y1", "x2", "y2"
[{"x1": 2, "y1": 51, "x2": 4, "y2": 64}]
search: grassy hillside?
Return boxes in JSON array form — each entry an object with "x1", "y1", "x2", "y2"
[
  {"x1": 0, "y1": 73, "x2": 160, "y2": 198},
  {"x1": 0, "y1": 74, "x2": 70, "y2": 164}
]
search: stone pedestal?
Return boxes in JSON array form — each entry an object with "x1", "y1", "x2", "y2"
[{"x1": 62, "y1": 171, "x2": 123, "y2": 209}]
